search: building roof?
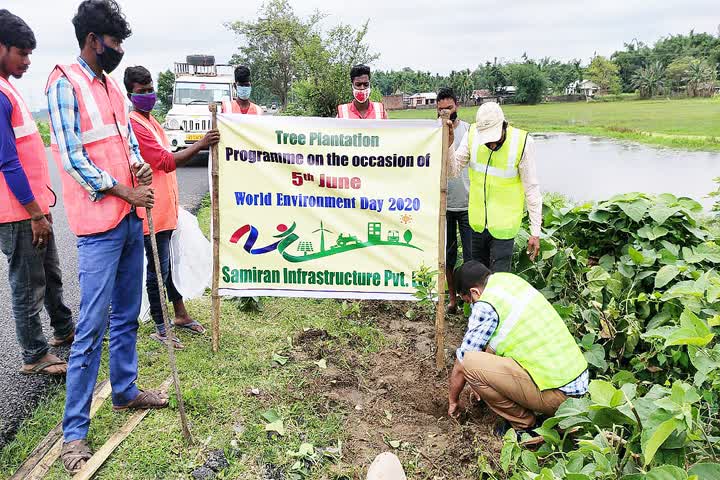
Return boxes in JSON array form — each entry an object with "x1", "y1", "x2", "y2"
[{"x1": 409, "y1": 92, "x2": 438, "y2": 99}]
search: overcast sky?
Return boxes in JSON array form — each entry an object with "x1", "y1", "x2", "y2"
[{"x1": 4, "y1": 0, "x2": 719, "y2": 109}]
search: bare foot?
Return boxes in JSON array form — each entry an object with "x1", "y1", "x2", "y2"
[{"x1": 21, "y1": 353, "x2": 67, "y2": 375}]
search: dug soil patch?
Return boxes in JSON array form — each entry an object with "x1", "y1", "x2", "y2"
[{"x1": 296, "y1": 301, "x2": 502, "y2": 478}]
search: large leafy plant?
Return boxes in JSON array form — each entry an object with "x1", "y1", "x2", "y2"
[{"x1": 493, "y1": 193, "x2": 720, "y2": 479}]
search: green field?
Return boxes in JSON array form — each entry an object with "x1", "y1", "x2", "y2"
[{"x1": 390, "y1": 98, "x2": 720, "y2": 150}]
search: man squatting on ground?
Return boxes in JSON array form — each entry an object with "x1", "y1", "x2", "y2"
[{"x1": 448, "y1": 261, "x2": 589, "y2": 443}]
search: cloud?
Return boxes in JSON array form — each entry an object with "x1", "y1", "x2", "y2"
[{"x1": 3, "y1": 0, "x2": 718, "y2": 109}]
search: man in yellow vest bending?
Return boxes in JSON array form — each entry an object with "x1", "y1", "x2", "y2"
[
  {"x1": 447, "y1": 261, "x2": 588, "y2": 443},
  {"x1": 447, "y1": 102, "x2": 541, "y2": 271}
]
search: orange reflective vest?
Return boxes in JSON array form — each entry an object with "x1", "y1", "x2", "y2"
[
  {"x1": 337, "y1": 102, "x2": 385, "y2": 119},
  {"x1": 129, "y1": 111, "x2": 179, "y2": 235},
  {"x1": 220, "y1": 99, "x2": 263, "y2": 115},
  {"x1": 0, "y1": 77, "x2": 52, "y2": 223},
  {"x1": 46, "y1": 63, "x2": 143, "y2": 236}
]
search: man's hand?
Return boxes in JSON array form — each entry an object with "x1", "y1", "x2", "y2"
[
  {"x1": 132, "y1": 163, "x2": 152, "y2": 186},
  {"x1": 197, "y1": 129, "x2": 220, "y2": 149},
  {"x1": 527, "y1": 235, "x2": 540, "y2": 261},
  {"x1": 31, "y1": 216, "x2": 52, "y2": 248},
  {"x1": 126, "y1": 186, "x2": 155, "y2": 208},
  {"x1": 446, "y1": 119, "x2": 455, "y2": 146},
  {"x1": 448, "y1": 400, "x2": 460, "y2": 417}
]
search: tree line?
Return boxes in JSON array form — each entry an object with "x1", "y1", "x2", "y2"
[{"x1": 155, "y1": 5, "x2": 720, "y2": 114}]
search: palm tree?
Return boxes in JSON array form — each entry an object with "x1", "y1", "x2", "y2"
[
  {"x1": 685, "y1": 59, "x2": 716, "y2": 97},
  {"x1": 632, "y1": 62, "x2": 666, "y2": 98}
]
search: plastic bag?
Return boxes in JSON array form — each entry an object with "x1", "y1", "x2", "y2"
[{"x1": 170, "y1": 208, "x2": 212, "y2": 299}]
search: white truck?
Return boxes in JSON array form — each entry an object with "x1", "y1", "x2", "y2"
[{"x1": 163, "y1": 55, "x2": 235, "y2": 152}]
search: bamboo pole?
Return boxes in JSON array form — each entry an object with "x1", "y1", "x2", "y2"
[
  {"x1": 147, "y1": 210, "x2": 193, "y2": 444},
  {"x1": 210, "y1": 104, "x2": 221, "y2": 353},
  {"x1": 435, "y1": 114, "x2": 450, "y2": 371}
]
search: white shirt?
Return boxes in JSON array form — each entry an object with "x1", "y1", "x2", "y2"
[{"x1": 448, "y1": 129, "x2": 542, "y2": 237}]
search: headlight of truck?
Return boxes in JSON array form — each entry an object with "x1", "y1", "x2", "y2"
[{"x1": 165, "y1": 119, "x2": 181, "y2": 130}]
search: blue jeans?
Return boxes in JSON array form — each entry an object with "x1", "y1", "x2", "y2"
[
  {"x1": 63, "y1": 213, "x2": 143, "y2": 442},
  {"x1": 144, "y1": 230, "x2": 182, "y2": 335},
  {"x1": 0, "y1": 219, "x2": 74, "y2": 364}
]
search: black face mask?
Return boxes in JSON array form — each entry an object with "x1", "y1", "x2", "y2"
[
  {"x1": 449, "y1": 111, "x2": 458, "y2": 122},
  {"x1": 95, "y1": 35, "x2": 123, "y2": 74}
]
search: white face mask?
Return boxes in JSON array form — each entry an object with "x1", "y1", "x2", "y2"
[{"x1": 353, "y1": 87, "x2": 371, "y2": 103}]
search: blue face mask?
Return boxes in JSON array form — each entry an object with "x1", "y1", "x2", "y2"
[{"x1": 236, "y1": 85, "x2": 252, "y2": 100}]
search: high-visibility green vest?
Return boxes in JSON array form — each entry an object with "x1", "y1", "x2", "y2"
[
  {"x1": 467, "y1": 124, "x2": 528, "y2": 240},
  {"x1": 481, "y1": 273, "x2": 588, "y2": 390}
]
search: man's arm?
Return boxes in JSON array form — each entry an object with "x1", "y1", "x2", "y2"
[
  {"x1": 447, "y1": 302, "x2": 499, "y2": 416},
  {"x1": 47, "y1": 77, "x2": 117, "y2": 201},
  {"x1": 448, "y1": 359, "x2": 466, "y2": 416},
  {"x1": 447, "y1": 126, "x2": 470, "y2": 178},
  {"x1": 519, "y1": 136, "x2": 542, "y2": 260},
  {"x1": 0, "y1": 92, "x2": 51, "y2": 245}
]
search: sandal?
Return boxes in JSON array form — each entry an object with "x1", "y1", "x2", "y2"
[
  {"x1": 49, "y1": 329, "x2": 75, "y2": 347},
  {"x1": 150, "y1": 332, "x2": 185, "y2": 350},
  {"x1": 20, "y1": 359, "x2": 67, "y2": 376},
  {"x1": 61, "y1": 439, "x2": 92, "y2": 474},
  {"x1": 113, "y1": 389, "x2": 169, "y2": 411},
  {"x1": 172, "y1": 319, "x2": 206, "y2": 335}
]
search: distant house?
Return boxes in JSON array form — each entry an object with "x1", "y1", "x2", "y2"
[
  {"x1": 497, "y1": 86, "x2": 517, "y2": 96},
  {"x1": 565, "y1": 80, "x2": 599, "y2": 97},
  {"x1": 408, "y1": 92, "x2": 437, "y2": 108}
]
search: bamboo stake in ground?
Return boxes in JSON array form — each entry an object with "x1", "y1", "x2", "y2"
[
  {"x1": 210, "y1": 104, "x2": 221, "y2": 353},
  {"x1": 435, "y1": 114, "x2": 451, "y2": 371},
  {"x1": 147, "y1": 209, "x2": 193, "y2": 444}
]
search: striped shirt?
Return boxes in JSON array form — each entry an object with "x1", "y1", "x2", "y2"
[
  {"x1": 457, "y1": 301, "x2": 589, "y2": 396},
  {"x1": 47, "y1": 57, "x2": 143, "y2": 202}
]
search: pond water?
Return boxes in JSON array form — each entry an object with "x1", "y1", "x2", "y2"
[{"x1": 533, "y1": 133, "x2": 720, "y2": 209}]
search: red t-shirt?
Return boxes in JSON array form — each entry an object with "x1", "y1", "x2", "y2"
[
  {"x1": 131, "y1": 115, "x2": 176, "y2": 174},
  {"x1": 338, "y1": 101, "x2": 388, "y2": 119}
]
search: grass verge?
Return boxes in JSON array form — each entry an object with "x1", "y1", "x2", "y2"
[
  {"x1": 0, "y1": 196, "x2": 491, "y2": 479},
  {"x1": 390, "y1": 97, "x2": 720, "y2": 151},
  {"x1": 0, "y1": 197, "x2": 383, "y2": 479}
]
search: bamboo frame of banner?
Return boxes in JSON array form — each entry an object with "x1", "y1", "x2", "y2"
[
  {"x1": 210, "y1": 104, "x2": 221, "y2": 353},
  {"x1": 435, "y1": 114, "x2": 451, "y2": 370}
]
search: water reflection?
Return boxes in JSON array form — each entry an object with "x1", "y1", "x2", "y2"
[{"x1": 533, "y1": 133, "x2": 720, "y2": 209}]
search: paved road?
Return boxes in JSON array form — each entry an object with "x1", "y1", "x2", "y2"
[{"x1": 0, "y1": 150, "x2": 209, "y2": 448}]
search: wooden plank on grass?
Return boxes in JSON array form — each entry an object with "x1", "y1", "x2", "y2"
[
  {"x1": 16, "y1": 380, "x2": 112, "y2": 480},
  {"x1": 72, "y1": 376, "x2": 173, "y2": 480}
]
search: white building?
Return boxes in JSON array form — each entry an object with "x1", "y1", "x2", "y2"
[
  {"x1": 407, "y1": 92, "x2": 437, "y2": 108},
  {"x1": 565, "y1": 80, "x2": 599, "y2": 97}
]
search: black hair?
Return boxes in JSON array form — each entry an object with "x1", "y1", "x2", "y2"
[
  {"x1": 0, "y1": 10, "x2": 36, "y2": 50},
  {"x1": 350, "y1": 64, "x2": 371, "y2": 81},
  {"x1": 453, "y1": 260, "x2": 491, "y2": 296},
  {"x1": 123, "y1": 66, "x2": 152, "y2": 92},
  {"x1": 234, "y1": 65, "x2": 251, "y2": 83},
  {"x1": 72, "y1": 0, "x2": 132, "y2": 48},
  {"x1": 437, "y1": 87, "x2": 458, "y2": 104}
]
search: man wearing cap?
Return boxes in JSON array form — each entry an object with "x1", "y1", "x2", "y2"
[{"x1": 447, "y1": 102, "x2": 541, "y2": 272}]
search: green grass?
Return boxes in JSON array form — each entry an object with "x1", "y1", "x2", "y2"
[
  {"x1": 0, "y1": 200, "x2": 382, "y2": 479},
  {"x1": 391, "y1": 97, "x2": 720, "y2": 151}
]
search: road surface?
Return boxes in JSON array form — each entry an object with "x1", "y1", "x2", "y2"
[{"x1": 0, "y1": 150, "x2": 209, "y2": 448}]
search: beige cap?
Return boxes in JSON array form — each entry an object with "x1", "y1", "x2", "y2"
[{"x1": 475, "y1": 102, "x2": 505, "y2": 144}]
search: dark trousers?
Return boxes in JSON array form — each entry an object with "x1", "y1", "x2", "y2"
[
  {"x1": 446, "y1": 210, "x2": 473, "y2": 270},
  {"x1": 143, "y1": 230, "x2": 182, "y2": 334},
  {"x1": 471, "y1": 229, "x2": 515, "y2": 273},
  {"x1": 0, "y1": 219, "x2": 73, "y2": 364}
]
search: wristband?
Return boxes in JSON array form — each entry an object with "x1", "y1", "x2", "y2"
[{"x1": 31, "y1": 215, "x2": 45, "y2": 222}]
